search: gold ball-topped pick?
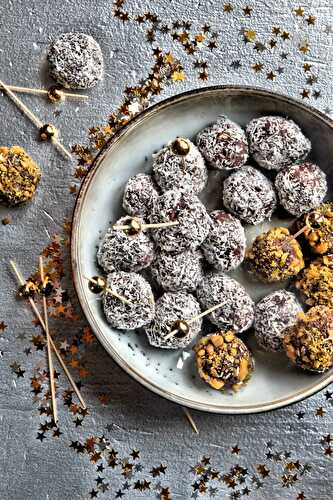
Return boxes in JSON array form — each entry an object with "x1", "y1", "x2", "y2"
[
  {"x1": 39, "y1": 123, "x2": 58, "y2": 141},
  {"x1": 128, "y1": 217, "x2": 143, "y2": 235},
  {"x1": 47, "y1": 85, "x2": 65, "y2": 103},
  {"x1": 172, "y1": 319, "x2": 190, "y2": 338},
  {"x1": 38, "y1": 275, "x2": 54, "y2": 296},
  {"x1": 88, "y1": 276, "x2": 107, "y2": 294},
  {"x1": 17, "y1": 280, "x2": 37, "y2": 298},
  {"x1": 171, "y1": 138, "x2": 190, "y2": 156}
]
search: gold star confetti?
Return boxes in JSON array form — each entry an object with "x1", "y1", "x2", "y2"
[
  {"x1": 281, "y1": 31, "x2": 290, "y2": 40},
  {"x1": 252, "y1": 62, "x2": 263, "y2": 72},
  {"x1": 0, "y1": 321, "x2": 7, "y2": 333},
  {"x1": 243, "y1": 6, "x2": 252, "y2": 16},
  {"x1": 244, "y1": 29, "x2": 257, "y2": 42},
  {"x1": 223, "y1": 3, "x2": 233, "y2": 13},
  {"x1": 316, "y1": 407, "x2": 326, "y2": 417},
  {"x1": 299, "y1": 42, "x2": 310, "y2": 54},
  {"x1": 303, "y1": 63, "x2": 312, "y2": 72},
  {"x1": 266, "y1": 71, "x2": 276, "y2": 80},
  {"x1": 300, "y1": 89, "x2": 310, "y2": 98},
  {"x1": 171, "y1": 70, "x2": 186, "y2": 81},
  {"x1": 307, "y1": 15, "x2": 316, "y2": 26},
  {"x1": 231, "y1": 445, "x2": 241, "y2": 454},
  {"x1": 294, "y1": 7, "x2": 304, "y2": 16}
]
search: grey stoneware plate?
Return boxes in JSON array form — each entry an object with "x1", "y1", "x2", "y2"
[{"x1": 71, "y1": 86, "x2": 333, "y2": 414}]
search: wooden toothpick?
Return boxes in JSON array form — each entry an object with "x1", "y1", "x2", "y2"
[
  {"x1": 183, "y1": 407, "x2": 199, "y2": 434},
  {"x1": 10, "y1": 260, "x2": 87, "y2": 409},
  {"x1": 0, "y1": 82, "x2": 88, "y2": 101},
  {"x1": 0, "y1": 78, "x2": 72, "y2": 160},
  {"x1": 164, "y1": 302, "x2": 225, "y2": 341},
  {"x1": 112, "y1": 218, "x2": 179, "y2": 232},
  {"x1": 84, "y1": 275, "x2": 132, "y2": 306},
  {"x1": 39, "y1": 256, "x2": 58, "y2": 423}
]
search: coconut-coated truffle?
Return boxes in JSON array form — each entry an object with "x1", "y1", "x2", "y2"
[
  {"x1": 201, "y1": 211, "x2": 246, "y2": 272},
  {"x1": 275, "y1": 162, "x2": 327, "y2": 217},
  {"x1": 223, "y1": 166, "x2": 277, "y2": 225},
  {"x1": 296, "y1": 255, "x2": 333, "y2": 307},
  {"x1": 283, "y1": 306, "x2": 333, "y2": 373},
  {"x1": 254, "y1": 290, "x2": 302, "y2": 352},
  {"x1": 246, "y1": 227, "x2": 304, "y2": 282},
  {"x1": 196, "y1": 273, "x2": 254, "y2": 333},
  {"x1": 97, "y1": 216, "x2": 155, "y2": 273},
  {"x1": 246, "y1": 115, "x2": 311, "y2": 171},
  {"x1": 194, "y1": 331, "x2": 254, "y2": 391},
  {"x1": 152, "y1": 138, "x2": 208, "y2": 194},
  {"x1": 149, "y1": 189, "x2": 210, "y2": 253},
  {"x1": 144, "y1": 292, "x2": 202, "y2": 349},
  {"x1": 122, "y1": 173, "x2": 159, "y2": 217},
  {"x1": 47, "y1": 32, "x2": 104, "y2": 89},
  {"x1": 0, "y1": 146, "x2": 41, "y2": 206},
  {"x1": 196, "y1": 116, "x2": 248, "y2": 170},
  {"x1": 151, "y1": 250, "x2": 204, "y2": 292},
  {"x1": 296, "y1": 202, "x2": 333, "y2": 254},
  {"x1": 103, "y1": 272, "x2": 155, "y2": 330}
]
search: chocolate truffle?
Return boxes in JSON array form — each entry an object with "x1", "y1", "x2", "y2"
[
  {"x1": 103, "y1": 272, "x2": 155, "y2": 330},
  {"x1": 144, "y1": 292, "x2": 202, "y2": 349},
  {"x1": 0, "y1": 146, "x2": 41, "y2": 206},
  {"x1": 152, "y1": 138, "x2": 208, "y2": 194},
  {"x1": 246, "y1": 115, "x2": 311, "y2": 171},
  {"x1": 246, "y1": 227, "x2": 304, "y2": 282},
  {"x1": 283, "y1": 306, "x2": 333, "y2": 372},
  {"x1": 201, "y1": 210, "x2": 246, "y2": 272},
  {"x1": 296, "y1": 202, "x2": 333, "y2": 254},
  {"x1": 296, "y1": 255, "x2": 333, "y2": 307},
  {"x1": 97, "y1": 216, "x2": 155, "y2": 273},
  {"x1": 196, "y1": 116, "x2": 248, "y2": 170},
  {"x1": 196, "y1": 273, "x2": 254, "y2": 333},
  {"x1": 194, "y1": 331, "x2": 254, "y2": 391},
  {"x1": 47, "y1": 32, "x2": 104, "y2": 89},
  {"x1": 275, "y1": 162, "x2": 327, "y2": 217},
  {"x1": 149, "y1": 189, "x2": 210, "y2": 253},
  {"x1": 122, "y1": 173, "x2": 159, "y2": 217},
  {"x1": 222, "y1": 166, "x2": 277, "y2": 225},
  {"x1": 150, "y1": 250, "x2": 204, "y2": 292},
  {"x1": 254, "y1": 290, "x2": 302, "y2": 352}
]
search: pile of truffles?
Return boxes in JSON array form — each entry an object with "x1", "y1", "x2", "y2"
[{"x1": 95, "y1": 116, "x2": 333, "y2": 394}]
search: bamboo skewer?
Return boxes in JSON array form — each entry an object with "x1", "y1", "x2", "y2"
[
  {"x1": 112, "y1": 220, "x2": 180, "y2": 231},
  {"x1": 39, "y1": 256, "x2": 58, "y2": 423},
  {"x1": 10, "y1": 260, "x2": 87, "y2": 409},
  {"x1": 0, "y1": 78, "x2": 72, "y2": 160},
  {"x1": 0, "y1": 83, "x2": 88, "y2": 100}
]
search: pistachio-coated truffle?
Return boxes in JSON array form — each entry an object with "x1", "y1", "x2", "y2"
[
  {"x1": 283, "y1": 306, "x2": 333, "y2": 373},
  {"x1": 246, "y1": 227, "x2": 304, "y2": 282},
  {"x1": 0, "y1": 146, "x2": 41, "y2": 206},
  {"x1": 194, "y1": 331, "x2": 254, "y2": 391},
  {"x1": 296, "y1": 202, "x2": 333, "y2": 254},
  {"x1": 296, "y1": 255, "x2": 333, "y2": 307}
]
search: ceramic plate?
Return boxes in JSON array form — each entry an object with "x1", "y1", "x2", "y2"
[{"x1": 71, "y1": 86, "x2": 333, "y2": 414}]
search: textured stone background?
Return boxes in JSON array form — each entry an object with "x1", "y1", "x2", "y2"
[{"x1": 0, "y1": 1, "x2": 333, "y2": 499}]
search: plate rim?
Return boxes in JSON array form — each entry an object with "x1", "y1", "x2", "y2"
[{"x1": 71, "y1": 84, "x2": 333, "y2": 414}]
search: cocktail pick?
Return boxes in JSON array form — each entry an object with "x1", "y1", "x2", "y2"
[
  {"x1": 293, "y1": 211, "x2": 324, "y2": 238},
  {"x1": 112, "y1": 217, "x2": 180, "y2": 234},
  {"x1": 182, "y1": 407, "x2": 199, "y2": 434},
  {"x1": 0, "y1": 78, "x2": 72, "y2": 160},
  {"x1": 39, "y1": 256, "x2": 58, "y2": 423},
  {"x1": 84, "y1": 275, "x2": 132, "y2": 305},
  {"x1": 10, "y1": 260, "x2": 87, "y2": 409},
  {"x1": 164, "y1": 302, "x2": 225, "y2": 341},
  {"x1": 0, "y1": 82, "x2": 89, "y2": 102}
]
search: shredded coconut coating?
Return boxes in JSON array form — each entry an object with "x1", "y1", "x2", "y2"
[
  {"x1": 0, "y1": 146, "x2": 41, "y2": 206},
  {"x1": 254, "y1": 290, "x2": 302, "y2": 352},
  {"x1": 296, "y1": 202, "x2": 333, "y2": 254},
  {"x1": 152, "y1": 138, "x2": 208, "y2": 194},
  {"x1": 149, "y1": 189, "x2": 210, "y2": 253},
  {"x1": 296, "y1": 255, "x2": 333, "y2": 307},
  {"x1": 246, "y1": 115, "x2": 311, "y2": 171},
  {"x1": 144, "y1": 292, "x2": 202, "y2": 349},
  {"x1": 283, "y1": 306, "x2": 333, "y2": 373},
  {"x1": 97, "y1": 216, "x2": 155, "y2": 273},
  {"x1": 201, "y1": 211, "x2": 246, "y2": 271},
  {"x1": 151, "y1": 250, "x2": 204, "y2": 292},
  {"x1": 223, "y1": 165, "x2": 277, "y2": 225},
  {"x1": 194, "y1": 331, "x2": 254, "y2": 391},
  {"x1": 196, "y1": 273, "x2": 254, "y2": 333},
  {"x1": 196, "y1": 116, "x2": 248, "y2": 170},
  {"x1": 122, "y1": 173, "x2": 159, "y2": 217},
  {"x1": 47, "y1": 32, "x2": 104, "y2": 89},
  {"x1": 103, "y1": 272, "x2": 155, "y2": 330},
  {"x1": 246, "y1": 227, "x2": 304, "y2": 283},
  {"x1": 275, "y1": 162, "x2": 327, "y2": 217}
]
